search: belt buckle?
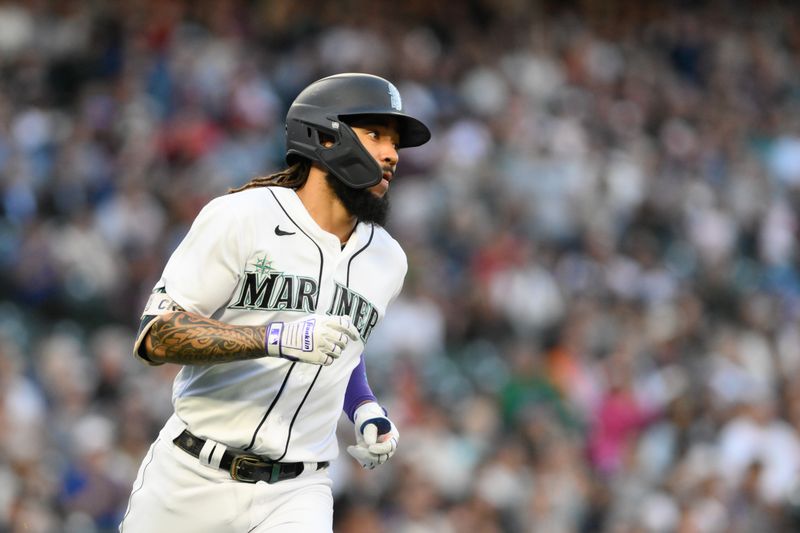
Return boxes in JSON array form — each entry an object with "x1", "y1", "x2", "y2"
[{"x1": 230, "y1": 455, "x2": 275, "y2": 484}]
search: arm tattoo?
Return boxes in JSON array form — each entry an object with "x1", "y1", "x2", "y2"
[{"x1": 145, "y1": 311, "x2": 267, "y2": 365}]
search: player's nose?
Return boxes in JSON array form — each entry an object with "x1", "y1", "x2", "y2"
[{"x1": 380, "y1": 142, "x2": 398, "y2": 166}]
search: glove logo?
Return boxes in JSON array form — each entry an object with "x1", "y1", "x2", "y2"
[
  {"x1": 267, "y1": 324, "x2": 282, "y2": 346},
  {"x1": 301, "y1": 320, "x2": 315, "y2": 351}
]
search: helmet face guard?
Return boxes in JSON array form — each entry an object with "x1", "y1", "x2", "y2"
[{"x1": 285, "y1": 73, "x2": 431, "y2": 189}]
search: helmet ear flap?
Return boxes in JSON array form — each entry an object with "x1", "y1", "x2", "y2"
[
  {"x1": 314, "y1": 122, "x2": 382, "y2": 189},
  {"x1": 285, "y1": 115, "x2": 338, "y2": 165}
]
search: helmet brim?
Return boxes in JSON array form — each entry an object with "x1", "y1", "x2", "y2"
[{"x1": 340, "y1": 112, "x2": 431, "y2": 149}]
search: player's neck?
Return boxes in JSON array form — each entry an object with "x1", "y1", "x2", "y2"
[{"x1": 296, "y1": 171, "x2": 357, "y2": 244}]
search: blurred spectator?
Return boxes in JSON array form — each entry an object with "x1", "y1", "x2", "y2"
[{"x1": 1, "y1": 1, "x2": 800, "y2": 531}]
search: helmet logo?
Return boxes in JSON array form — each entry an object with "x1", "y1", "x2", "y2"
[{"x1": 388, "y1": 83, "x2": 402, "y2": 111}]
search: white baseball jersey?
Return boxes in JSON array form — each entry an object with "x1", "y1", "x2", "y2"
[{"x1": 135, "y1": 186, "x2": 406, "y2": 463}]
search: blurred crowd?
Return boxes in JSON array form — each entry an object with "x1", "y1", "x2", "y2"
[{"x1": 1, "y1": 0, "x2": 800, "y2": 531}]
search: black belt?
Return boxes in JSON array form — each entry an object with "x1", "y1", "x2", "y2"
[{"x1": 173, "y1": 429, "x2": 329, "y2": 484}]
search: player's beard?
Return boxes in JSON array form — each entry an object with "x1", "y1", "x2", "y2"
[{"x1": 326, "y1": 173, "x2": 390, "y2": 226}]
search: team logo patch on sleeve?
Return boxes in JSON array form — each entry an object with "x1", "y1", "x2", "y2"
[{"x1": 142, "y1": 292, "x2": 181, "y2": 316}]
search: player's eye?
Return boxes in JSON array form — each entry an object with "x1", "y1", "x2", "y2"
[{"x1": 363, "y1": 128, "x2": 398, "y2": 149}]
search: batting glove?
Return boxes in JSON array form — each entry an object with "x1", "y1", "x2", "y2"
[
  {"x1": 265, "y1": 315, "x2": 359, "y2": 366},
  {"x1": 347, "y1": 401, "x2": 399, "y2": 469}
]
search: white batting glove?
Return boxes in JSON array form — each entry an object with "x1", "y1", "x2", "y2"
[
  {"x1": 265, "y1": 315, "x2": 359, "y2": 365},
  {"x1": 347, "y1": 401, "x2": 399, "y2": 469}
]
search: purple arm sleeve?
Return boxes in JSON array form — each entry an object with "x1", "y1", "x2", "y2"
[{"x1": 344, "y1": 354, "x2": 377, "y2": 422}]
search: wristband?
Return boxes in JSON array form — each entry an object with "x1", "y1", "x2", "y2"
[{"x1": 265, "y1": 322, "x2": 284, "y2": 357}]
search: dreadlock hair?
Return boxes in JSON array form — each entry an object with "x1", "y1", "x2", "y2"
[{"x1": 228, "y1": 159, "x2": 311, "y2": 194}]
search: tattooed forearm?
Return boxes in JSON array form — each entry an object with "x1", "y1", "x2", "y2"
[{"x1": 145, "y1": 311, "x2": 267, "y2": 365}]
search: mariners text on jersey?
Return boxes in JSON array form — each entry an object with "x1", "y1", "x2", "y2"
[
  {"x1": 230, "y1": 273, "x2": 379, "y2": 341},
  {"x1": 325, "y1": 282, "x2": 379, "y2": 341},
  {"x1": 231, "y1": 271, "x2": 318, "y2": 314}
]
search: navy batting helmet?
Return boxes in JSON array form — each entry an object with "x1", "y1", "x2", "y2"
[{"x1": 285, "y1": 73, "x2": 431, "y2": 189}]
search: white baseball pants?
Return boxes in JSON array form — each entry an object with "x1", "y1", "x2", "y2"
[{"x1": 119, "y1": 415, "x2": 333, "y2": 532}]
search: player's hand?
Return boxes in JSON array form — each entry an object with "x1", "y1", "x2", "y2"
[
  {"x1": 265, "y1": 315, "x2": 359, "y2": 365},
  {"x1": 347, "y1": 401, "x2": 399, "y2": 469}
]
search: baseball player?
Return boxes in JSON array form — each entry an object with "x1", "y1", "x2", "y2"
[{"x1": 119, "y1": 73, "x2": 431, "y2": 532}]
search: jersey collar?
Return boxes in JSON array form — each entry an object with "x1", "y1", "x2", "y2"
[{"x1": 270, "y1": 187, "x2": 369, "y2": 253}]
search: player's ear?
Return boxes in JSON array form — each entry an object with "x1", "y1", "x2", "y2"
[{"x1": 318, "y1": 132, "x2": 335, "y2": 148}]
